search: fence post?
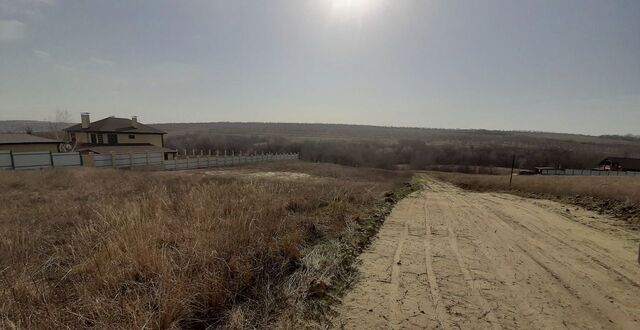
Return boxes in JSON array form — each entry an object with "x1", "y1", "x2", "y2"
[
  {"x1": 49, "y1": 151, "x2": 54, "y2": 168},
  {"x1": 111, "y1": 152, "x2": 116, "y2": 168},
  {"x1": 9, "y1": 150, "x2": 15, "y2": 169}
]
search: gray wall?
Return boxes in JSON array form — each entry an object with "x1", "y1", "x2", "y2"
[
  {"x1": 1, "y1": 151, "x2": 298, "y2": 171},
  {"x1": 92, "y1": 152, "x2": 299, "y2": 170},
  {"x1": 164, "y1": 153, "x2": 298, "y2": 170},
  {"x1": 0, "y1": 151, "x2": 82, "y2": 170}
]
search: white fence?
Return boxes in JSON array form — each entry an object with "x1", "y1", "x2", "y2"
[
  {"x1": 92, "y1": 152, "x2": 298, "y2": 170},
  {"x1": 94, "y1": 152, "x2": 165, "y2": 168},
  {"x1": 1, "y1": 150, "x2": 299, "y2": 171},
  {"x1": 540, "y1": 169, "x2": 640, "y2": 176},
  {"x1": 0, "y1": 151, "x2": 82, "y2": 170},
  {"x1": 164, "y1": 153, "x2": 298, "y2": 171}
]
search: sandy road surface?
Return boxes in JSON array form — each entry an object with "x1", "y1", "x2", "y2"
[{"x1": 333, "y1": 176, "x2": 640, "y2": 329}]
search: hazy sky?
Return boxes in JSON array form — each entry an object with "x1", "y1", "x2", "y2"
[{"x1": 0, "y1": 0, "x2": 638, "y2": 135}]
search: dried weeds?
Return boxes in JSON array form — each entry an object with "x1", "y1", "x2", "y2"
[{"x1": 0, "y1": 163, "x2": 411, "y2": 329}]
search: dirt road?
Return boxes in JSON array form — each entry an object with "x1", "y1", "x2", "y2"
[{"x1": 333, "y1": 176, "x2": 640, "y2": 329}]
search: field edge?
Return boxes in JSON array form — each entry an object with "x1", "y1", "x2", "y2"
[{"x1": 273, "y1": 176, "x2": 421, "y2": 328}]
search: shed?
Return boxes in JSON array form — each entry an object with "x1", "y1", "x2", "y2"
[{"x1": 0, "y1": 133, "x2": 61, "y2": 153}]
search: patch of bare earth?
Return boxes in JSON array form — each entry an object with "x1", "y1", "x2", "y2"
[
  {"x1": 333, "y1": 175, "x2": 640, "y2": 329},
  {"x1": 206, "y1": 170, "x2": 313, "y2": 181}
]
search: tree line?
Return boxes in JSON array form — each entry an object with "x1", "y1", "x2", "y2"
[{"x1": 166, "y1": 132, "x2": 626, "y2": 171}]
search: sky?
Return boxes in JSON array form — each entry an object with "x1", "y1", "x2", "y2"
[{"x1": 0, "y1": 0, "x2": 638, "y2": 135}]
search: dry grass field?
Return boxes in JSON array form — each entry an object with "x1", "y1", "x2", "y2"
[
  {"x1": 430, "y1": 172, "x2": 640, "y2": 226},
  {"x1": 0, "y1": 162, "x2": 412, "y2": 329}
]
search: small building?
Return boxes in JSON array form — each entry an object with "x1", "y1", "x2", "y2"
[
  {"x1": 598, "y1": 157, "x2": 640, "y2": 172},
  {"x1": 0, "y1": 133, "x2": 61, "y2": 153},
  {"x1": 64, "y1": 113, "x2": 177, "y2": 160}
]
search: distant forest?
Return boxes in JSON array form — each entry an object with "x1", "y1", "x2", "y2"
[
  {"x1": 2, "y1": 120, "x2": 639, "y2": 171},
  {"x1": 161, "y1": 123, "x2": 640, "y2": 171}
]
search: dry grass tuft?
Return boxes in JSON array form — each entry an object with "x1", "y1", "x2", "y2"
[{"x1": 0, "y1": 163, "x2": 411, "y2": 329}]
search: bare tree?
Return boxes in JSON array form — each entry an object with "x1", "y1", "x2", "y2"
[
  {"x1": 47, "y1": 109, "x2": 71, "y2": 141},
  {"x1": 46, "y1": 109, "x2": 79, "y2": 152}
]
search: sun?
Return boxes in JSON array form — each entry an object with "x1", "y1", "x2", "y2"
[
  {"x1": 329, "y1": 0, "x2": 382, "y2": 20},
  {"x1": 331, "y1": 0, "x2": 370, "y2": 12}
]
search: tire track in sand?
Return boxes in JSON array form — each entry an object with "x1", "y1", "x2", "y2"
[
  {"x1": 389, "y1": 214, "x2": 409, "y2": 328},
  {"x1": 436, "y1": 192, "x2": 502, "y2": 330},
  {"x1": 422, "y1": 200, "x2": 452, "y2": 329},
  {"x1": 333, "y1": 176, "x2": 640, "y2": 329}
]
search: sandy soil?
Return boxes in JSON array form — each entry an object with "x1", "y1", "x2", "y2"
[
  {"x1": 333, "y1": 175, "x2": 640, "y2": 329},
  {"x1": 205, "y1": 170, "x2": 312, "y2": 180}
]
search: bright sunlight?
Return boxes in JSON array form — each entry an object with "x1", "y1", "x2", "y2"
[
  {"x1": 331, "y1": 0, "x2": 370, "y2": 12},
  {"x1": 329, "y1": 0, "x2": 383, "y2": 20}
]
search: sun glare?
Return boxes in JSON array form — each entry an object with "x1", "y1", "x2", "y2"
[
  {"x1": 331, "y1": 0, "x2": 369, "y2": 12},
  {"x1": 330, "y1": 0, "x2": 382, "y2": 20}
]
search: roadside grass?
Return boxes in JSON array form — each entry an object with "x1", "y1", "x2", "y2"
[
  {"x1": 429, "y1": 172, "x2": 640, "y2": 226},
  {"x1": 0, "y1": 162, "x2": 413, "y2": 329},
  {"x1": 421, "y1": 165, "x2": 512, "y2": 175}
]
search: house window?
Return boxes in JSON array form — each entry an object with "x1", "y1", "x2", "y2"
[
  {"x1": 128, "y1": 134, "x2": 135, "y2": 139},
  {"x1": 97, "y1": 134, "x2": 104, "y2": 144},
  {"x1": 90, "y1": 133, "x2": 97, "y2": 144},
  {"x1": 107, "y1": 134, "x2": 117, "y2": 144}
]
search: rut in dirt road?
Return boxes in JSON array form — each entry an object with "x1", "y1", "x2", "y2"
[{"x1": 333, "y1": 176, "x2": 640, "y2": 330}]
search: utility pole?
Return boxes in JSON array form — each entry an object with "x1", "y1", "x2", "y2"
[{"x1": 509, "y1": 154, "x2": 516, "y2": 188}]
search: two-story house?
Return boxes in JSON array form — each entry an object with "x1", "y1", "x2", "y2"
[{"x1": 65, "y1": 113, "x2": 177, "y2": 160}]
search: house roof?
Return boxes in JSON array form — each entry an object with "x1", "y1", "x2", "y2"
[
  {"x1": 65, "y1": 117, "x2": 166, "y2": 134},
  {"x1": 77, "y1": 144, "x2": 176, "y2": 154},
  {"x1": 599, "y1": 157, "x2": 640, "y2": 170},
  {"x1": 0, "y1": 133, "x2": 61, "y2": 145}
]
